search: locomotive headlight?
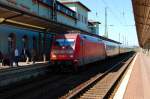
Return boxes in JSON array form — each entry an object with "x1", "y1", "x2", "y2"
[
  {"x1": 52, "y1": 54, "x2": 56, "y2": 58},
  {"x1": 62, "y1": 46, "x2": 65, "y2": 49}
]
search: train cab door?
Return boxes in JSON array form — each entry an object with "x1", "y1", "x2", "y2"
[{"x1": 80, "y1": 39, "x2": 85, "y2": 65}]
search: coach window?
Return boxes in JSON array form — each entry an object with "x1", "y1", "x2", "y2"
[{"x1": 8, "y1": 33, "x2": 16, "y2": 53}]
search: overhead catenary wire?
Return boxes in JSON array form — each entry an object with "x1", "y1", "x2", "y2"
[
  {"x1": 100, "y1": 0, "x2": 137, "y2": 45},
  {"x1": 109, "y1": 0, "x2": 128, "y2": 26},
  {"x1": 100, "y1": 0, "x2": 135, "y2": 27},
  {"x1": 101, "y1": 0, "x2": 124, "y2": 25}
]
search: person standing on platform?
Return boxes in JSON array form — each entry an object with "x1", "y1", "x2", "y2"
[{"x1": 14, "y1": 48, "x2": 19, "y2": 66}]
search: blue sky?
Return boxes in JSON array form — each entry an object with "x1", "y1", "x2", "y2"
[{"x1": 79, "y1": 0, "x2": 138, "y2": 46}]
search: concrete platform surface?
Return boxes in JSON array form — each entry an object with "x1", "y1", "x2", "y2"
[
  {"x1": 0, "y1": 61, "x2": 50, "y2": 86},
  {"x1": 114, "y1": 52, "x2": 150, "y2": 99},
  {"x1": 124, "y1": 53, "x2": 150, "y2": 99},
  {"x1": 123, "y1": 53, "x2": 150, "y2": 99},
  {"x1": 0, "y1": 61, "x2": 48, "y2": 69}
]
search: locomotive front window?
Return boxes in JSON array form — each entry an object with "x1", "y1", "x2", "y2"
[{"x1": 55, "y1": 39, "x2": 75, "y2": 48}]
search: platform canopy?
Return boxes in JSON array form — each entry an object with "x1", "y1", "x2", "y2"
[
  {"x1": 0, "y1": 1, "x2": 81, "y2": 34},
  {"x1": 132, "y1": 0, "x2": 150, "y2": 48}
]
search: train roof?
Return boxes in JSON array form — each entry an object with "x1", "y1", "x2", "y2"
[
  {"x1": 65, "y1": 31, "x2": 121, "y2": 44},
  {"x1": 98, "y1": 35, "x2": 121, "y2": 44}
]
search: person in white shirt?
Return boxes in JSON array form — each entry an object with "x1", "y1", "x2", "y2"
[{"x1": 14, "y1": 48, "x2": 19, "y2": 66}]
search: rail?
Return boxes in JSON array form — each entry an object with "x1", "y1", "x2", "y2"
[
  {"x1": 0, "y1": 52, "x2": 135, "y2": 99},
  {"x1": 60, "y1": 52, "x2": 135, "y2": 99}
]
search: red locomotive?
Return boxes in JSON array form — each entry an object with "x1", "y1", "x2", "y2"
[{"x1": 50, "y1": 33, "x2": 122, "y2": 71}]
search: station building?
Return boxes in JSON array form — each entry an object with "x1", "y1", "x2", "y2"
[
  {"x1": 0, "y1": 0, "x2": 100, "y2": 61},
  {"x1": 0, "y1": 24, "x2": 51, "y2": 60},
  {"x1": 59, "y1": 0, "x2": 91, "y2": 31}
]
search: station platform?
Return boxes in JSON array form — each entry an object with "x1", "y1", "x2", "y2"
[
  {"x1": 114, "y1": 52, "x2": 150, "y2": 99},
  {"x1": 0, "y1": 61, "x2": 50, "y2": 87},
  {"x1": 0, "y1": 61, "x2": 49, "y2": 69}
]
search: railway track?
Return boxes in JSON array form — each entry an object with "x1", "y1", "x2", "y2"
[
  {"x1": 0, "y1": 52, "x2": 135, "y2": 99},
  {"x1": 61, "y1": 52, "x2": 135, "y2": 99},
  {"x1": 0, "y1": 73, "x2": 71, "y2": 99}
]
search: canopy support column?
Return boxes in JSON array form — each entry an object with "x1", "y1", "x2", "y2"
[{"x1": 43, "y1": 32, "x2": 47, "y2": 62}]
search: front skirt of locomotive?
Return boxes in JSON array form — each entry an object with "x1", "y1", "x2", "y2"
[
  {"x1": 50, "y1": 59, "x2": 79, "y2": 71},
  {"x1": 52, "y1": 60, "x2": 73, "y2": 66}
]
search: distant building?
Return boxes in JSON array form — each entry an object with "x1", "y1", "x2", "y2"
[
  {"x1": 88, "y1": 20, "x2": 101, "y2": 35},
  {"x1": 0, "y1": 24, "x2": 51, "y2": 60}
]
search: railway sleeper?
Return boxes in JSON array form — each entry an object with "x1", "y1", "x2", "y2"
[{"x1": 78, "y1": 54, "x2": 135, "y2": 99}]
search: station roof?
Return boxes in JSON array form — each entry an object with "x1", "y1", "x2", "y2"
[
  {"x1": 132, "y1": 0, "x2": 150, "y2": 48},
  {"x1": 88, "y1": 20, "x2": 101, "y2": 25},
  {"x1": 67, "y1": 30, "x2": 121, "y2": 44},
  {"x1": 0, "y1": 1, "x2": 86, "y2": 34}
]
